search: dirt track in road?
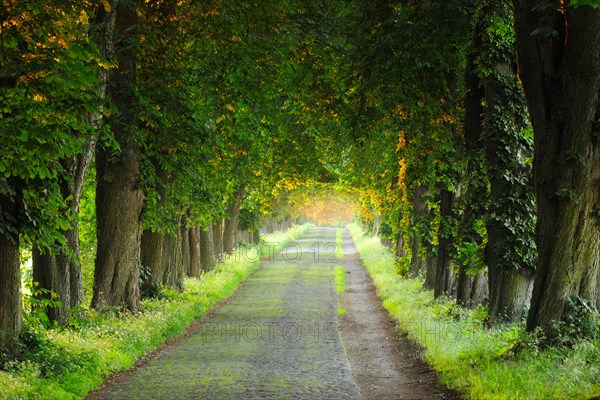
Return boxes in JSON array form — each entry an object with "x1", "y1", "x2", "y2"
[
  {"x1": 338, "y1": 229, "x2": 461, "y2": 400},
  {"x1": 88, "y1": 227, "x2": 459, "y2": 399}
]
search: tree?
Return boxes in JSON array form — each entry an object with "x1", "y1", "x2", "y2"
[
  {"x1": 476, "y1": 1, "x2": 535, "y2": 322},
  {"x1": 1, "y1": 0, "x2": 102, "y2": 352},
  {"x1": 31, "y1": 2, "x2": 112, "y2": 325},
  {"x1": 512, "y1": 0, "x2": 600, "y2": 336},
  {"x1": 0, "y1": 185, "x2": 22, "y2": 357},
  {"x1": 91, "y1": 0, "x2": 144, "y2": 311}
]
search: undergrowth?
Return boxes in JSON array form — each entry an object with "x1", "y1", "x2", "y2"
[
  {"x1": 348, "y1": 223, "x2": 600, "y2": 400},
  {"x1": 0, "y1": 224, "x2": 312, "y2": 400}
]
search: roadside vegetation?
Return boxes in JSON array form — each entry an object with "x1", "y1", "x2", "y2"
[
  {"x1": 335, "y1": 228, "x2": 344, "y2": 260},
  {"x1": 349, "y1": 223, "x2": 600, "y2": 400},
  {"x1": 0, "y1": 225, "x2": 311, "y2": 400}
]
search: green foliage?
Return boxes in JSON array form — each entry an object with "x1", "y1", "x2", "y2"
[
  {"x1": 571, "y1": 0, "x2": 600, "y2": 8},
  {"x1": 348, "y1": 224, "x2": 600, "y2": 399},
  {"x1": 556, "y1": 297, "x2": 600, "y2": 344},
  {"x1": 79, "y1": 164, "x2": 97, "y2": 305},
  {"x1": 21, "y1": 283, "x2": 62, "y2": 333},
  {"x1": 394, "y1": 256, "x2": 412, "y2": 277},
  {"x1": 0, "y1": 0, "x2": 106, "y2": 247},
  {"x1": 455, "y1": 241, "x2": 487, "y2": 274}
]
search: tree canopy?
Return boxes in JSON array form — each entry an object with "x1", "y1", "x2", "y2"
[{"x1": 1, "y1": 0, "x2": 600, "y2": 361}]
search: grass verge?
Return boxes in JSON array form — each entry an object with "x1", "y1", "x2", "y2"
[
  {"x1": 0, "y1": 224, "x2": 313, "y2": 400},
  {"x1": 335, "y1": 228, "x2": 344, "y2": 259},
  {"x1": 347, "y1": 223, "x2": 600, "y2": 400},
  {"x1": 334, "y1": 265, "x2": 347, "y2": 315}
]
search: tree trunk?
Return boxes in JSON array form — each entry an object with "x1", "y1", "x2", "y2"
[
  {"x1": 435, "y1": 257, "x2": 458, "y2": 299},
  {"x1": 181, "y1": 215, "x2": 191, "y2": 276},
  {"x1": 223, "y1": 185, "x2": 244, "y2": 255},
  {"x1": 409, "y1": 185, "x2": 429, "y2": 276},
  {"x1": 67, "y1": 226, "x2": 84, "y2": 310},
  {"x1": 163, "y1": 222, "x2": 184, "y2": 292},
  {"x1": 434, "y1": 242, "x2": 454, "y2": 298},
  {"x1": 32, "y1": 140, "x2": 95, "y2": 324},
  {"x1": 32, "y1": 249, "x2": 70, "y2": 325},
  {"x1": 200, "y1": 225, "x2": 216, "y2": 272},
  {"x1": 424, "y1": 256, "x2": 437, "y2": 290},
  {"x1": 381, "y1": 237, "x2": 394, "y2": 250},
  {"x1": 91, "y1": 0, "x2": 143, "y2": 311},
  {"x1": 212, "y1": 220, "x2": 224, "y2": 263},
  {"x1": 140, "y1": 157, "x2": 168, "y2": 295},
  {"x1": 141, "y1": 230, "x2": 165, "y2": 295},
  {"x1": 0, "y1": 182, "x2": 23, "y2": 357},
  {"x1": 487, "y1": 267, "x2": 533, "y2": 320},
  {"x1": 0, "y1": 234, "x2": 21, "y2": 357},
  {"x1": 513, "y1": 1, "x2": 600, "y2": 335},
  {"x1": 395, "y1": 233, "x2": 405, "y2": 258},
  {"x1": 456, "y1": 266, "x2": 487, "y2": 309},
  {"x1": 189, "y1": 227, "x2": 201, "y2": 277},
  {"x1": 475, "y1": 2, "x2": 536, "y2": 322},
  {"x1": 433, "y1": 189, "x2": 458, "y2": 298},
  {"x1": 452, "y1": 19, "x2": 490, "y2": 306}
]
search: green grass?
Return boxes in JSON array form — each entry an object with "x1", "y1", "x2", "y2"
[
  {"x1": 334, "y1": 265, "x2": 346, "y2": 315},
  {"x1": 335, "y1": 228, "x2": 344, "y2": 259},
  {"x1": 334, "y1": 265, "x2": 346, "y2": 294},
  {"x1": 0, "y1": 224, "x2": 313, "y2": 400},
  {"x1": 347, "y1": 223, "x2": 600, "y2": 400}
]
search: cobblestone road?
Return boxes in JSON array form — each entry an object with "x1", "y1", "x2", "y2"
[{"x1": 97, "y1": 227, "x2": 361, "y2": 399}]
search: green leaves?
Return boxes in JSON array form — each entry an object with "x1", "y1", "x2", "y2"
[
  {"x1": 571, "y1": 0, "x2": 600, "y2": 8},
  {"x1": 0, "y1": 0, "x2": 104, "y2": 247}
]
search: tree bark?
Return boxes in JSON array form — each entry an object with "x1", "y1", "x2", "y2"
[
  {"x1": 487, "y1": 267, "x2": 533, "y2": 319},
  {"x1": 395, "y1": 232, "x2": 405, "y2": 258},
  {"x1": 409, "y1": 185, "x2": 429, "y2": 276},
  {"x1": 0, "y1": 182, "x2": 23, "y2": 357},
  {"x1": 91, "y1": 0, "x2": 144, "y2": 311},
  {"x1": 31, "y1": 141, "x2": 95, "y2": 324},
  {"x1": 140, "y1": 230, "x2": 165, "y2": 295},
  {"x1": 0, "y1": 233, "x2": 21, "y2": 357},
  {"x1": 223, "y1": 185, "x2": 244, "y2": 254},
  {"x1": 433, "y1": 189, "x2": 458, "y2": 297},
  {"x1": 181, "y1": 215, "x2": 191, "y2": 276},
  {"x1": 212, "y1": 220, "x2": 224, "y2": 263},
  {"x1": 189, "y1": 227, "x2": 201, "y2": 277},
  {"x1": 456, "y1": 266, "x2": 487, "y2": 309},
  {"x1": 32, "y1": 248, "x2": 70, "y2": 325},
  {"x1": 163, "y1": 221, "x2": 184, "y2": 292},
  {"x1": 424, "y1": 256, "x2": 437, "y2": 290},
  {"x1": 513, "y1": 1, "x2": 600, "y2": 335},
  {"x1": 200, "y1": 224, "x2": 216, "y2": 272}
]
